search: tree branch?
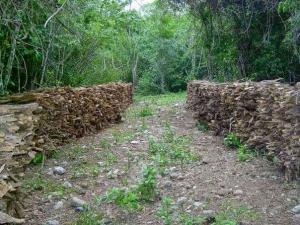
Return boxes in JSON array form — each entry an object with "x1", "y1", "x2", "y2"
[{"x1": 44, "y1": 0, "x2": 68, "y2": 28}]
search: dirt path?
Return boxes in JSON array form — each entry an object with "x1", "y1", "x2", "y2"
[{"x1": 23, "y1": 93, "x2": 299, "y2": 225}]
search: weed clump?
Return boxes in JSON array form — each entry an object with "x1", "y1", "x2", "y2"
[
  {"x1": 72, "y1": 206, "x2": 103, "y2": 225},
  {"x1": 224, "y1": 133, "x2": 254, "y2": 162},
  {"x1": 148, "y1": 124, "x2": 198, "y2": 173},
  {"x1": 103, "y1": 166, "x2": 157, "y2": 211},
  {"x1": 196, "y1": 121, "x2": 209, "y2": 132},
  {"x1": 139, "y1": 105, "x2": 154, "y2": 117},
  {"x1": 224, "y1": 133, "x2": 241, "y2": 148},
  {"x1": 237, "y1": 145, "x2": 253, "y2": 162}
]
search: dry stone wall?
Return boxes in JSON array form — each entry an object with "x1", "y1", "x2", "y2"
[
  {"x1": 187, "y1": 80, "x2": 300, "y2": 180},
  {"x1": 0, "y1": 83, "x2": 132, "y2": 219}
]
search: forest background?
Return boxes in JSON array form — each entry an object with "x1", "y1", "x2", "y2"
[{"x1": 0, "y1": 0, "x2": 299, "y2": 95}]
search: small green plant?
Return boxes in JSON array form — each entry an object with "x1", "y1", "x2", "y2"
[
  {"x1": 103, "y1": 166, "x2": 157, "y2": 210},
  {"x1": 148, "y1": 128, "x2": 198, "y2": 172},
  {"x1": 157, "y1": 197, "x2": 174, "y2": 225},
  {"x1": 99, "y1": 138, "x2": 111, "y2": 150},
  {"x1": 196, "y1": 121, "x2": 209, "y2": 132},
  {"x1": 180, "y1": 213, "x2": 204, "y2": 225},
  {"x1": 105, "y1": 187, "x2": 140, "y2": 210},
  {"x1": 112, "y1": 130, "x2": 135, "y2": 144},
  {"x1": 151, "y1": 152, "x2": 169, "y2": 174},
  {"x1": 135, "y1": 166, "x2": 157, "y2": 202},
  {"x1": 237, "y1": 145, "x2": 253, "y2": 162},
  {"x1": 23, "y1": 174, "x2": 46, "y2": 191},
  {"x1": 72, "y1": 206, "x2": 103, "y2": 225},
  {"x1": 71, "y1": 163, "x2": 100, "y2": 178},
  {"x1": 23, "y1": 174, "x2": 71, "y2": 197},
  {"x1": 30, "y1": 152, "x2": 44, "y2": 165},
  {"x1": 104, "y1": 152, "x2": 118, "y2": 166},
  {"x1": 53, "y1": 144, "x2": 86, "y2": 159},
  {"x1": 212, "y1": 202, "x2": 261, "y2": 225},
  {"x1": 138, "y1": 105, "x2": 153, "y2": 117},
  {"x1": 148, "y1": 138, "x2": 167, "y2": 155},
  {"x1": 224, "y1": 133, "x2": 256, "y2": 162},
  {"x1": 163, "y1": 121, "x2": 174, "y2": 143},
  {"x1": 139, "y1": 118, "x2": 148, "y2": 131},
  {"x1": 224, "y1": 133, "x2": 241, "y2": 148}
]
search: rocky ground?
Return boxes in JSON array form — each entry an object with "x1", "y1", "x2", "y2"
[{"x1": 22, "y1": 93, "x2": 299, "y2": 225}]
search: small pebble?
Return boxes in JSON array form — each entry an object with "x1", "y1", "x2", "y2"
[
  {"x1": 63, "y1": 181, "x2": 72, "y2": 188},
  {"x1": 162, "y1": 181, "x2": 172, "y2": 189},
  {"x1": 75, "y1": 207, "x2": 84, "y2": 212},
  {"x1": 46, "y1": 220, "x2": 60, "y2": 225},
  {"x1": 53, "y1": 166, "x2": 66, "y2": 175},
  {"x1": 203, "y1": 210, "x2": 214, "y2": 215},
  {"x1": 193, "y1": 202, "x2": 203, "y2": 208},
  {"x1": 54, "y1": 201, "x2": 64, "y2": 210},
  {"x1": 98, "y1": 161, "x2": 105, "y2": 166},
  {"x1": 233, "y1": 189, "x2": 244, "y2": 196},
  {"x1": 71, "y1": 197, "x2": 86, "y2": 207},
  {"x1": 80, "y1": 182, "x2": 89, "y2": 189},
  {"x1": 177, "y1": 197, "x2": 187, "y2": 206},
  {"x1": 291, "y1": 204, "x2": 300, "y2": 214}
]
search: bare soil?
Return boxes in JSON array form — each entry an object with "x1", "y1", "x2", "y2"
[{"x1": 23, "y1": 96, "x2": 299, "y2": 225}]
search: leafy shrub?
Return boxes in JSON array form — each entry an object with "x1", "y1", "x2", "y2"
[
  {"x1": 136, "y1": 166, "x2": 157, "y2": 201},
  {"x1": 73, "y1": 206, "x2": 103, "y2": 225},
  {"x1": 237, "y1": 145, "x2": 253, "y2": 162},
  {"x1": 104, "y1": 166, "x2": 157, "y2": 210},
  {"x1": 139, "y1": 106, "x2": 154, "y2": 117},
  {"x1": 224, "y1": 133, "x2": 241, "y2": 148},
  {"x1": 180, "y1": 213, "x2": 204, "y2": 225},
  {"x1": 212, "y1": 202, "x2": 261, "y2": 225},
  {"x1": 30, "y1": 152, "x2": 44, "y2": 165},
  {"x1": 157, "y1": 197, "x2": 174, "y2": 225},
  {"x1": 148, "y1": 126, "x2": 198, "y2": 173},
  {"x1": 99, "y1": 138, "x2": 111, "y2": 150},
  {"x1": 105, "y1": 187, "x2": 140, "y2": 210}
]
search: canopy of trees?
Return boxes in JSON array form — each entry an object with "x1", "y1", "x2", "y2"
[{"x1": 0, "y1": 0, "x2": 299, "y2": 95}]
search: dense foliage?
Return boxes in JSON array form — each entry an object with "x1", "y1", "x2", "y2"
[{"x1": 0, "y1": 0, "x2": 299, "y2": 95}]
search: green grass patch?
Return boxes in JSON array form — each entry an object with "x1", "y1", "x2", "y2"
[
  {"x1": 30, "y1": 152, "x2": 44, "y2": 165},
  {"x1": 148, "y1": 125, "x2": 198, "y2": 173},
  {"x1": 237, "y1": 145, "x2": 254, "y2": 162},
  {"x1": 212, "y1": 202, "x2": 261, "y2": 225},
  {"x1": 134, "y1": 92, "x2": 186, "y2": 107},
  {"x1": 72, "y1": 206, "x2": 103, "y2": 225},
  {"x1": 224, "y1": 133, "x2": 255, "y2": 162},
  {"x1": 138, "y1": 105, "x2": 154, "y2": 117},
  {"x1": 224, "y1": 133, "x2": 241, "y2": 148},
  {"x1": 102, "y1": 166, "x2": 157, "y2": 211},
  {"x1": 156, "y1": 197, "x2": 174, "y2": 225},
  {"x1": 157, "y1": 197, "x2": 205, "y2": 225},
  {"x1": 99, "y1": 138, "x2": 111, "y2": 150},
  {"x1": 112, "y1": 130, "x2": 135, "y2": 144},
  {"x1": 52, "y1": 144, "x2": 87, "y2": 160},
  {"x1": 23, "y1": 174, "x2": 72, "y2": 197}
]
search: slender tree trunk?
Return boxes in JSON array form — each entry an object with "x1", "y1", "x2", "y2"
[
  {"x1": 4, "y1": 23, "x2": 20, "y2": 93},
  {"x1": 132, "y1": 53, "x2": 138, "y2": 87},
  {"x1": 40, "y1": 26, "x2": 54, "y2": 86}
]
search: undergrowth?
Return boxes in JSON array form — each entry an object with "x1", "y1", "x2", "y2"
[
  {"x1": 157, "y1": 197, "x2": 260, "y2": 225},
  {"x1": 224, "y1": 133, "x2": 254, "y2": 162},
  {"x1": 148, "y1": 123, "x2": 198, "y2": 173},
  {"x1": 102, "y1": 166, "x2": 157, "y2": 211},
  {"x1": 138, "y1": 105, "x2": 154, "y2": 117},
  {"x1": 196, "y1": 121, "x2": 209, "y2": 132},
  {"x1": 72, "y1": 206, "x2": 103, "y2": 225},
  {"x1": 23, "y1": 174, "x2": 72, "y2": 197}
]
